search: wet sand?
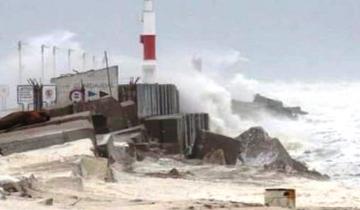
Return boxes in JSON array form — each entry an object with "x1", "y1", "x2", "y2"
[{"x1": 0, "y1": 139, "x2": 359, "y2": 210}]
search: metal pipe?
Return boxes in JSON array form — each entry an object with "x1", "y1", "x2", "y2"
[
  {"x1": 104, "y1": 51, "x2": 113, "y2": 97},
  {"x1": 82, "y1": 52, "x2": 87, "y2": 71},
  {"x1": 18, "y1": 41, "x2": 23, "y2": 84},
  {"x1": 68, "y1": 49, "x2": 74, "y2": 72},
  {"x1": 41, "y1": 45, "x2": 50, "y2": 82},
  {"x1": 52, "y1": 46, "x2": 59, "y2": 78}
]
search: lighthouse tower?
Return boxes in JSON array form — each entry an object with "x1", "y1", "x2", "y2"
[{"x1": 140, "y1": 0, "x2": 156, "y2": 83}]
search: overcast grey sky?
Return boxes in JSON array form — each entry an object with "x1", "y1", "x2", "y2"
[{"x1": 0, "y1": 0, "x2": 359, "y2": 80}]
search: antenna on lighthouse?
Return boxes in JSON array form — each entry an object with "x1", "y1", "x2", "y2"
[{"x1": 140, "y1": 0, "x2": 157, "y2": 83}]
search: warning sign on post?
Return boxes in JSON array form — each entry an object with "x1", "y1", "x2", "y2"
[
  {"x1": 17, "y1": 85, "x2": 57, "y2": 107},
  {"x1": 43, "y1": 85, "x2": 57, "y2": 105},
  {"x1": 17, "y1": 85, "x2": 34, "y2": 105},
  {"x1": 0, "y1": 85, "x2": 9, "y2": 98},
  {"x1": 69, "y1": 89, "x2": 84, "y2": 103}
]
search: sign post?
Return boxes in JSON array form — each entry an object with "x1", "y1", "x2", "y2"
[
  {"x1": 42, "y1": 85, "x2": 57, "y2": 107},
  {"x1": 0, "y1": 85, "x2": 9, "y2": 111},
  {"x1": 17, "y1": 85, "x2": 57, "y2": 110},
  {"x1": 17, "y1": 85, "x2": 33, "y2": 111}
]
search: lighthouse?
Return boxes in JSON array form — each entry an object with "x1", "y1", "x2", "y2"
[{"x1": 140, "y1": 0, "x2": 156, "y2": 83}]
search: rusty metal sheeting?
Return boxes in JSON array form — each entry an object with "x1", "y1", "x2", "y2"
[
  {"x1": 194, "y1": 130, "x2": 242, "y2": 165},
  {"x1": 183, "y1": 113, "x2": 210, "y2": 156},
  {"x1": 144, "y1": 114, "x2": 184, "y2": 154},
  {"x1": 0, "y1": 111, "x2": 50, "y2": 132},
  {"x1": 136, "y1": 84, "x2": 180, "y2": 119},
  {"x1": 144, "y1": 113, "x2": 209, "y2": 155}
]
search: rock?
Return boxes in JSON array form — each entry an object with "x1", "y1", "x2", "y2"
[
  {"x1": 254, "y1": 94, "x2": 309, "y2": 118},
  {"x1": 0, "y1": 175, "x2": 36, "y2": 197},
  {"x1": 106, "y1": 133, "x2": 137, "y2": 171},
  {"x1": 0, "y1": 188, "x2": 6, "y2": 200},
  {"x1": 40, "y1": 177, "x2": 83, "y2": 191},
  {"x1": 73, "y1": 156, "x2": 108, "y2": 180},
  {"x1": 168, "y1": 168, "x2": 181, "y2": 177},
  {"x1": 146, "y1": 168, "x2": 185, "y2": 179},
  {"x1": 194, "y1": 131, "x2": 242, "y2": 165},
  {"x1": 39, "y1": 198, "x2": 54, "y2": 206},
  {"x1": 232, "y1": 94, "x2": 308, "y2": 120},
  {"x1": 203, "y1": 149, "x2": 226, "y2": 165},
  {"x1": 236, "y1": 127, "x2": 328, "y2": 179}
]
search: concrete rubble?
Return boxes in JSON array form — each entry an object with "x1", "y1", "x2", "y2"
[
  {"x1": 0, "y1": 67, "x2": 348, "y2": 209},
  {"x1": 0, "y1": 111, "x2": 95, "y2": 156},
  {"x1": 0, "y1": 175, "x2": 37, "y2": 198}
]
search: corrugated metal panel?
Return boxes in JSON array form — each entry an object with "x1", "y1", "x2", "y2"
[
  {"x1": 182, "y1": 113, "x2": 209, "y2": 156},
  {"x1": 136, "y1": 84, "x2": 180, "y2": 119}
]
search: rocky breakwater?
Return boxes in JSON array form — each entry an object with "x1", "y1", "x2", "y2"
[{"x1": 236, "y1": 127, "x2": 328, "y2": 180}]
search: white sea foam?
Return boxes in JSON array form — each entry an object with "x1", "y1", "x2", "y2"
[{"x1": 157, "y1": 50, "x2": 360, "y2": 187}]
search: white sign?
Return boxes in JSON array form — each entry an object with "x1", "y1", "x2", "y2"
[
  {"x1": 0, "y1": 85, "x2": 9, "y2": 98},
  {"x1": 69, "y1": 89, "x2": 83, "y2": 103},
  {"x1": 17, "y1": 85, "x2": 34, "y2": 105},
  {"x1": 43, "y1": 85, "x2": 57, "y2": 104}
]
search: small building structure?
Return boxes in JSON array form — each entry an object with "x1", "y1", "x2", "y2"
[{"x1": 51, "y1": 66, "x2": 119, "y2": 107}]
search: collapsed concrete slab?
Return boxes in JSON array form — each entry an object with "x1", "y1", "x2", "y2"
[
  {"x1": 107, "y1": 139, "x2": 137, "y2": 172},
  {"x1": 236, "y1": 127, "x2": 328, "y2": 179},
  {"x1": 73, "y1": 97, "x2": 138, "y2": 132},
  {"x1": 103, "y1": 126, "x2": 144, "y2": 171},
  {"x1": 193, "y1": 131, "x2": 242, "y2": 165},
  {"x1": 36, "y1": 176, "x2": 84, "y2": 192},
  {"x1": 96, "y1": 125, "x2": 146, "y2": 157},
  {"x1": 0, "y1": 112, "x2": 96, "y2": 156},
  {"x1": 73, "y1": 156, "x2": 108, "y2": 180},
  {"x1": 203, "y1": 149, "x2": 226, "y2": 165}
]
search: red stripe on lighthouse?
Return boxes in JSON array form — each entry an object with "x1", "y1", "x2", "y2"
[{"x1": 140, "y1": 35, "x2": 156, "y2": 60}]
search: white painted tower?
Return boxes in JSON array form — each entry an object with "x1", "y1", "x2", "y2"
[{"x1": 140, "y1": 0, "x2": 157, "y2": 83}]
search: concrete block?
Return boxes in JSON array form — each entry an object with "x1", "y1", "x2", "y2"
[
  {"x1": 73, "y1": 97, "x2": 138, "y2": 132},
  {"x1": 0, "y1": 112, "x2": 95, "y2": 156},
  {"x1": 74, "y1": 156, "x2": 108, "y2": 180},
  {"x1": 195, "y1": 130, "x2": 241, "y2": 165}
]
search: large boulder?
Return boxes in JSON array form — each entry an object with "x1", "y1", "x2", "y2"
[
  {"x1": 0, "y1": 175, "x2": 37, "y2": 197},
  {"x1": 236, "y1": 127, "x2": 328, "y2": 179},
  {"x1": 194, "y1": 131, "x2": 242, "y2": 165},
  {"x1": 203, "y1": 149, "x2": 226, "y2": 165}
]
